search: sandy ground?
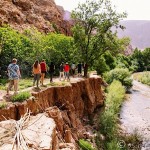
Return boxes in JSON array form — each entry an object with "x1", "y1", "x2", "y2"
[{"x1": 120, "y1": 80, "x2": 150, "y2": 149}]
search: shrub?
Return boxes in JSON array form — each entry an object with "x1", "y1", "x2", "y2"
[
  {"x1": 100, "y1": 80, "x2": 125, "y2": 136},
  {"x1": 103, "y1": 68, "x2": 133, "y2": 90},
  {"x1": 19, "y1": 79, "x2": 33, "y2": 90},
  {"x1": 79, "y1": 139, "x2": 95, "y2": 150},
  {"x1": 0, "y1": 79, "x2": 7, "y2": 90},
  {"x1": 0, "y1": 79, "x2": 7, "y2": 85},
  {"x1": 106, "y1": 140, "x2": 121, "y2": 150},
  {"x1": 121, "y1": 131, "x2": 142, "y2": 150},
  {"x1": 94, "y1": 57, "x2": 110, "y2": 75},
  {"x1": 97, "y1": 80, "x2": 125, "y2": 149},
  {"x1": 12, "y1": 91, "x2": 31, "y2": 102},
  {"x1": 139, "y1": 72, "x2": 150, "y2": 86},
  {"x1": 0, "y1": 102, "x2": 7, "y2": 109}
]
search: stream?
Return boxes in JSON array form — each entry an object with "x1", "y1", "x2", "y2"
[{"x1": 120, "y1": 80, "x2": 150, "y2": 150}]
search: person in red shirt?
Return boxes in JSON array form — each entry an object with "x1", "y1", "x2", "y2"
[
  {"x1": 40, "y1": 59, "x2": 47, "y2": 85},
  {"x1": 64, "y1": 62, "x2": 70, "y2": 81}
]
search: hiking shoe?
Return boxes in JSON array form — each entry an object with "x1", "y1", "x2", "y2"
[{"x1": 14, "y1": 92, "x2": 18, "y2": 95}]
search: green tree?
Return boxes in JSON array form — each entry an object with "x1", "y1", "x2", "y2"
[
  {"x1": 131, "y1": 48, "x2": 145, "y2": 71},
  {"x1": 142, "y1": 48, "x2": 150, "y2": 70},
  {"x1": 71, "y1": 0, "x2": 127, "y2": 77}
]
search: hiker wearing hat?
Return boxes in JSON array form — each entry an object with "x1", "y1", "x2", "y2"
[
  {"x1": 64, "y1": 62, "x2": 70, "y2": 81},
  {"x1": 6, "y1": 58, "x2": 21, "y2": 95}
]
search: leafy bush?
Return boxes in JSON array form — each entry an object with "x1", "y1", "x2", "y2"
[
  {"x1": 103, "y1": 68, "x2": 133, "y2": 90},
  {"x1": 139, "y1": 72, "x2": 150, "y2": 86},
  {"x1": 79, "y1": 139, "x2": 95, "y2": 150},
  {"x1": 100, "y1": 80, "x2": 125, "y2": 137},
  {"x1": 0, "y1": 102, "x2": 7, "y2": 109},
  {"x1": 97, "y1": 80, "x2": 125, "y2": 149},
  {"x1": 121, "y1": 131, "x2": 142, "y2": 150},
  {"x1": 133, "y1": 72, "x2": 150, "y2": 86},
  {"x1": 12, "y1": 91, "x2": 31, "y2": 102},
  {"x1": 0, "y1": 79, "x2": 7, "y2": 85},
  {"x1": 106, "y1": 140, "x2": 121, "y2": 150},
  {"x1": 94, "y1": 57, "x2": 110, "y2": 75}
]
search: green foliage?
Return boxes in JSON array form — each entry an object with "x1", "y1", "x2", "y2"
[
  {"x1": 0, "y1": 26, "x2": 74, "y2": 78},
  {"x1": 12, "y1": 91, "x2": 31, "y2": 102},
  {"x1": 142, "y1": 48, "x2": 150, "y2": 70},
  {"x1": 138, "y1": 72, "x2": 150, "y2": 86},
  {"x1": 140, "y1": 72, "x2": 150, "y2": 85},
  {"x1": 71, "y1": 0, "x2": 127, "y2": 76},
  {"x1": 52, "y1": 23, "x2": 60, "y2": 34},
  {"x1": 115, "y1": 54, "x2": 132, "y2": 70},
  {"x1": 130, "y1": 48, "x2": 145, "y2": 72},
  {"x1": 106, "y1": 140, "x2": 121, "y2": 150},
  {"x1": 93, "y1": 57, "x2": 110, "y2": 75},
  {"x1": 103, "y1": 52, "x2": 116, "y2": 70},
  {"x1": 0, "y1": 102, "x2": 7, "y2": 109},
  {"x1": 103, "y1": 68, "x2": 132, "y2": 90},
  {"x1": 121, "y1": 131, "x2": 142, "y2": 150},
  {"x1": 97, "y1": 80, "x2": 125, "y2": 149},
  {"x1": 0, "y1": 78, "x2": 7, "y2": 85},
  {"x1": 19, "y1": 78, "x2": 33, "y2": 90},
  {"x1": 0, "y1": 79, "x2": 7, "y2": 90},
  {"x1": 129, "y1": 48, "x2": 150, "y2": 72},
  {"x1": 79, "y1": 139, "x2": 95, "y2": 150},
  {"x1": 94, "y1": 51, "x2": 116, "y2": 75},
  {"x1": 0, "y1": 26, "x2": 33, "y2": 76}
]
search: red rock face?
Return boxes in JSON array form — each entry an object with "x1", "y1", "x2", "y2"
[{"x1": 0, "y1": 0, "x2": 72, "y2": 35}]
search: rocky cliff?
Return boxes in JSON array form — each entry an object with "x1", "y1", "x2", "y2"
[
  {"x1": 0, "y1": 0, "x2": 72, "y2": 35},
  {"x1": 0, "y1": 77, "x2": 104, "y2": 149}
]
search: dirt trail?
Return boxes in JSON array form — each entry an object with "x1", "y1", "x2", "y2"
[
  {"x1": 120, "y1": 80, "x2": 150, "y2": 149},
  {"x1": 0, "y1": 73, "x2": 98, "y2": 101}
]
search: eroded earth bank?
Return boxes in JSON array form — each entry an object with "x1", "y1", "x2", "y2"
[{"x1": 0, "y1": 77, "x2": 104, "y2": 149}]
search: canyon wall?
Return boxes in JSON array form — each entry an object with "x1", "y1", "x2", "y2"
[{"x1": 0, "y1": 0, "x2": 72, "y2": 35}]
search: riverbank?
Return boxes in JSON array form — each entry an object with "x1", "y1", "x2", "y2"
[{"x1": 120, "y1": 80, "x2": 150, "y2": 149}]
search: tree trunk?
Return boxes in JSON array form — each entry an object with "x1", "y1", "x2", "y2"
[{"x1": 84, "y1": 63, "x2": 88, "y2": 78}]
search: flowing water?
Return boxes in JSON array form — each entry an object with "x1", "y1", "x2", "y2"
[{"x1": 120, "y1": 80, "x2": 150, "y2": 150}]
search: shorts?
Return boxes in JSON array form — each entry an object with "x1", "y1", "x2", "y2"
[
  {"x1": 8, "y1": 80, "x2": 14, "y2": 90},
  {"x1": 41, "y1": 71, "x2": 46, "y2": 74},
  {"x1": 78, "y1": 69, "x2": 82, "y2": 73}
]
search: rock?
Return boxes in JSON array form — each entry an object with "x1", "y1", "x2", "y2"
[
  {"x1": 0, "y1": 113, "x2": 57, "y2": 150},
  {"x1": 0, "y1": 0, "x2": 72, "y2": 35},
  {"x1": 59, "y1": 143, "x2": 76, "y2": 150}
]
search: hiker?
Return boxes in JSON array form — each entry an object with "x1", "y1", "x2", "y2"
[
  {"x1": 32, "y1": 60, "x2": 41, "y2": 88},
  {"x1": 64, "y1": 62, "x2": 70, "y2": 81},
  {"x1": 48, "y1": 62, "x2": 55, "y2": 82},
  {"x1": 7, "y1": 58, "x2": 21, "y2": 95},
  {"x1": 59, "y1": 62, "x2": 64, "y2": 81},
  {"x1": 77, "y1": 62, "x2": 82, "y2": 77},
  {"x1": 40, "y1": 59, "x2": 47, "y2": 85},
  {"x1": 71, "y1": 62, "x2": 76, "y2": 77}
]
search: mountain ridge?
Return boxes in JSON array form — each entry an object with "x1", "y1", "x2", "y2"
[{"x1": 116, "y1": 20, "x2": 150, "y2": 49}]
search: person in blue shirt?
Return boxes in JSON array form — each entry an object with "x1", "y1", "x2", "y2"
[{"x1": 6, "y1": 58, "x2": 21, "y2": 95}]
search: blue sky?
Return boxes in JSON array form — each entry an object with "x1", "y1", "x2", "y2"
[{"x1": 55, "y1": 0, "x2": 150, "y2": 20}]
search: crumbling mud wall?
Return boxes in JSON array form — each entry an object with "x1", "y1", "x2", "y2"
[
  {"x1": 0, "y1": 77, "x2": 105, "y2": 149},
  {"x1": 0, "y1": 77, "x2": 104, "y2": 121}
]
